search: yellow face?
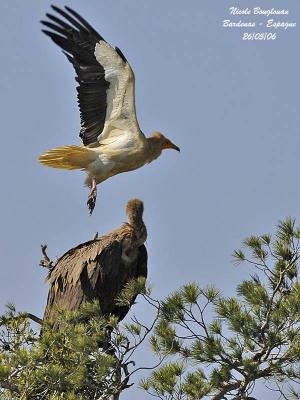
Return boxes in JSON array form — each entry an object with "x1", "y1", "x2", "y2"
[
  {"x1": 162, "y1": 137, "x2": 180, "y2": 152},
  {"x1": 150, "y1": 131, "x2": 180, "y2": 152}
]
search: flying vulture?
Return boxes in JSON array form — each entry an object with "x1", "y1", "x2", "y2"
[
  {"x1": 38, "y1": 6, "x2": 180, "y2": 214},
  {"x1": 43, "y1": 199, "x2": 147, "y2": 328}
]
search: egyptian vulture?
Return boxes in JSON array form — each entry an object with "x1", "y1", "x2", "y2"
[
  {"x1": 38, "y1": 6, "x2": 180, "y2": 214},
  {"x1": 43, "y1": 199, "x2": 147, "y2": 328}
]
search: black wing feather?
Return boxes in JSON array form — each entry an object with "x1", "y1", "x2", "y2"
[
  {"x1": 65, "y1": 6, "x2": 103, "y2": 38},
  {"x1": 50, "y1": 5, "x2": 89, "y2": 32},
  {"x1": 41, "y1": 6, "x2": 112, "y2": 146},
  {"x1": 115, "y1": 46, "x2": 127, "y2": 63},
  {"x1": 45, "y1": 13, "x2": 75, "y2": 30}
]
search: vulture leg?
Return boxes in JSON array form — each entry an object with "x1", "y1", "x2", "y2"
[{"x1": 87, "y1": 178, "x2": 97, "y2": 215}]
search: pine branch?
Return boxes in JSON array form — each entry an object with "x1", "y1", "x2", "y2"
[
  {"x1": 211, "y1": 368, "x2": 271, "y2": 400},
  {"x1": 25, "y1": 313, "x2": 43, "y2": 325}
]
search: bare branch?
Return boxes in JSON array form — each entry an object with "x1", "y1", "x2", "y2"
[{"x1": 39, "y1": 244, "x2": 54, "y2": 269}]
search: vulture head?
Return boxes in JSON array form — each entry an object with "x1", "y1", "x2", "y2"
[{"x1": 149, "y1": 132, "x2": 180, "y2": 153}]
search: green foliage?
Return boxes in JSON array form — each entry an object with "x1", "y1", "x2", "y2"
[
  {"x1": 181, "y1": 283, "x2": 201, "y2": 304},
  {"x1": 116, "y1": 277, "x2": 148, "y2": 307},
  {"x1": 0, "y1": 296, "x2": 154, "y2": 400},
  {"x1": 0, "y1": 302, "x2": 113, "y2": 399},
  {"x1": 3, "y1": 218, "x2": 300, "y2": 399},
  {"x1": 143, "y1": 218, "x2": 300, "y2": 399}
]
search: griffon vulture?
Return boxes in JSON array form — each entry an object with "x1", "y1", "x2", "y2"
[{"x1": 43, "y1": 199, "x2": 147, "y2": 328}]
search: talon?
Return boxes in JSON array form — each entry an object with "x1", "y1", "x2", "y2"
[
  {"x1": 87, "y1": 187, "x2": 97, "y2": 215},
  {"x1": 87, "y1": 178, "x2": 97, "y2": 214}
]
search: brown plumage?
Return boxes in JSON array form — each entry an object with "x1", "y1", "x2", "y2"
[{"x1": 43, "y1": 199, "x2": 147, "y2": 327}]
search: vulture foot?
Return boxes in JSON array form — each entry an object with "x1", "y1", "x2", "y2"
[{"x1": 87, "y1": 180, "x2": 97, "y2": 215}]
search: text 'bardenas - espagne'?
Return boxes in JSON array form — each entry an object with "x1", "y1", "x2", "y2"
[{"x1": 223, "y1": 7, "x2": 296, "y2": 30}]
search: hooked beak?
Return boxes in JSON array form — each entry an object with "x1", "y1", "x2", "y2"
[{"x1": 166, "y1": 142, "x2": 180, "y2": 152}]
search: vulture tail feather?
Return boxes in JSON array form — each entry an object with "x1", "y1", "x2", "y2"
[{"x1": 38, "y1": 145, "x2": 96, "y2": 170}]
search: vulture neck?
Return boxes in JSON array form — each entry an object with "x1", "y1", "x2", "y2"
[
  {"x1": 127, "y1": 206, "x2": 147, "y2": 247},
  {"x1": 144, "y1": 136, "x2": 164, "y2": 163}
]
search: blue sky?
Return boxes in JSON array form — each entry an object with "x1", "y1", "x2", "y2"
[{"x1": 1, "y1": 1, "x2": 300, "y2": 398}]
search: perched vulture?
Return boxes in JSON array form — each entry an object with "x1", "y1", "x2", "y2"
[
  {"x1": 38, "y1": 6, "x2": 180, "y2": 214},
  {"x1": 43, "y1": 199, "x2": 147, "y2": 328}
]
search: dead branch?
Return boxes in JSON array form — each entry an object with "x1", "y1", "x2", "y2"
[{"x1": 39, "y1": 244, "x2": 53, "y2": 270}]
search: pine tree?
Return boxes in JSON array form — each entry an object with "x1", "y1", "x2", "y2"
[
  {"x1": 2, "y1": 219, "x2": 300, "y2": 399},
  {"x1": 142, "y1": 218, "x2": 300, "y2": 399},
  {"x1": 0, "y1": 278, "x2": 153, "y2": 400}
]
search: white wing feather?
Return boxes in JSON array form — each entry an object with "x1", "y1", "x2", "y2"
[{"x1": 94, "y1": 41, "x2": 145, "y2": 144}]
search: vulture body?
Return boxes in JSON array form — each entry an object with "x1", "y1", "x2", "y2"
[
  {"x1": 44, "y1": 199, "x2": 147, "y2": 327},
  {"x1": 38, "y1": 6, "x2": 180, "y2": 214}
]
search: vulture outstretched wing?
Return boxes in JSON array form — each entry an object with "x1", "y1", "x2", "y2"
[
  {"x1": 43, "y1": 236, "x2": 147, "y2": 327},
  {"x1": 41, "y1": 6, "x2": 143, "y2": 147}
]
